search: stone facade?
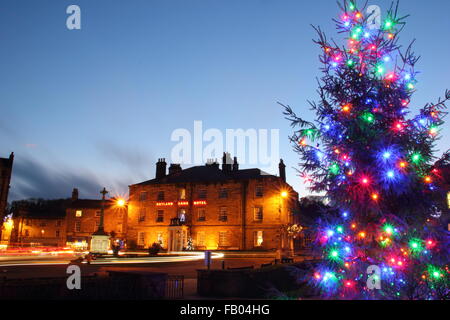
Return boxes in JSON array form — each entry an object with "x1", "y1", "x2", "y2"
[
  {"x1": 65, "y1": 189, "x2": 128, "y2": 248},
  {"x1": 127, "y1": 155, "x2": 299, "y2": 253},
  {"x1": 0, "y1": 153, "x2": 14, "y2": 222},
  {"x1": 11, "y1": 215, "x2": 67, "y2": 247}
]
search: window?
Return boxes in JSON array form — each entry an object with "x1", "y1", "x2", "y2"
[
  {"x1": 447, "y1": 192, "x2": 450, "y2": 209},
  {"x1": 255, "y1": 185, "x2": 264, "y2": 198},
  {"x1": 56, "y1": 220, "x2": 62, "y2": 227},
  {"x1": 25, "y1": 219, "x2": 31, "y2": 226},
  {"x1": 138, "y1": 232, "x2": 146, "y2": 247},
  {"x1": 117, "y1": 223, "x2": 123, "y2": 233},
  {"x1": 219, "y1": 207, "x2": 228, "y2": 222},
  {"x1": 157, "y1": 191, "x2": 165, "y2": 201},
  {"x1": 218, "y1": 232, "x2": 228, "y2": 247},
  {"x1": 254, "y1": 231, "x2": 264, "y2": 247},
  {"x1": 254, "y1": 206, "x2": 263, "y2": 222},
  {"x1": 56, "y1": 230, "x2": 60, "y2": 238},
  {"x1": 179, "y1": 209, "x2": 186, "y2": 223},
  {"x1": 39, "y1": 222, "x2": 47, "y2": 227},
  {"x1": 198, "y1": 208, "x2": 206, "y2": 221},
  {"x1": 95, "y1": 211, "x2": 101, "y2": 217},
  {"x1": 24, "y1": 230, "x2": 29, "y2": 237},
  {"x1": 197, "y1": 232, "x2": 206, "y2": 247},
  {"x1": 219, "y1": 188, "x2": 228, "y2": 199},
  {"x1": 140, "y1": 192, "x2": 148, "y2": 201},
  {"x1": 75, "y1": 210, "x2": 82, "y2": 217},
  {"x1": 156, "y1": 210, "x2": 164, "y2": 222},
  {"x1": 157, "y1": 233, "x2": 164, "y2": 246},
  {"x1": 75, "y1": 221, "x2": 81, "y2": 232},
  {"x1": 139, "y1": 208, "x2": 146, "y2": 222},
  {"x1": 198, "y1": 189, "x2": 207, "y2": 199},
  {"x1": 178, "y1": 188, "x2": 186, "y2": 200}
]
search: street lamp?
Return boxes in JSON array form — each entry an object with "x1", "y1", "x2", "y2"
[
  {"x1": 117, "y1": 198, "x2": 126, "y2": 207},
  {"x1": 281, "y1": 191, "x2": 288, "y2": 198}
]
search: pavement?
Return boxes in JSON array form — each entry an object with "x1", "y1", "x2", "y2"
[{"x1": 0, "y1": 256, "x2": 279, "y2": 298}]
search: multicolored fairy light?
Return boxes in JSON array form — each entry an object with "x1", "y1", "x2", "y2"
[{"x1": 291, "y1": 0, "x2": 450, "y2": 300}]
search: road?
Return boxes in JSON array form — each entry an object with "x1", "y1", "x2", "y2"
[{"x1": 0, "y1": 251, "x2": 224, "y2": 267}]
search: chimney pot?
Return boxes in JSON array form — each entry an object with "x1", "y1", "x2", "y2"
[
  {"x1": 72, "y1": 188, "x2": 79, "y2": 202},
  {"x1": 279, "y1": 159, "x2": 286, "y2": 182},
  {"x1": 156, "y1": 158, "x2": 167, "y2": 179}
]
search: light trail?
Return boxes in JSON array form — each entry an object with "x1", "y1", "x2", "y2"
[{"x1": 0, "y1": 252, "x2": 224, "y2": 267}]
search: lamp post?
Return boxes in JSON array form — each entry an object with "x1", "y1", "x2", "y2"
[{"x1": 90, "y1": 187, "x2": 111, "y2": 255}]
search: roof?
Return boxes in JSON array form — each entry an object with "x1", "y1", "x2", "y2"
[
  {"x1": 12, "y1": 199, "x2": 69, "y2": 219},
  {"x1": 133, "y1": 165, "x2": 279, "y2": 186},
  {"x1": 0, "y1": 157, "x2": 13, "y2": 168},
  {"x1": 68, "y1": 199, "x2": 114, "y2": 209}
]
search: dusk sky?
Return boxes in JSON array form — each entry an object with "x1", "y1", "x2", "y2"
[{"x1": 1, "y1": 0, "x2": 449, "y2": 201}]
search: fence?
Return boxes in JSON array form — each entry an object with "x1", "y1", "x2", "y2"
[{"x1": 165, "y1": 275, "x2": 184, "y2": 299}]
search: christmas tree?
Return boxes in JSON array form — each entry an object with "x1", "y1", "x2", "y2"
[{"x1": 282, "y1": 0, "x2": 449, "y2": 299}]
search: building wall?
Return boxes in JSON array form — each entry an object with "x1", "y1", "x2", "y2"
[
  {"x1": 0, "y1": 154, "x2": 13, "y2": 221},
  {"x1": 11, "y1": 216, "x2": 67, "y2": 247},
  {"x1": 65, "y1": 206, "x2": 127, "y2": 243},
  {"x1": 127, "y1": 177, "x2": 298, "y2": 251}
]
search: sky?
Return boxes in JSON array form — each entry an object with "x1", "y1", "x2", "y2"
[{"x1": 1, "y1": 0, "x2": 449, "y2": 201}]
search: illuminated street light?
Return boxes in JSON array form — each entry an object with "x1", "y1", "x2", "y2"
[
  {"x1": 117, "y1": 198, "x2": 126, "y2": 207},
  {"x1": 281, "y1": 191, "x2": 288, "y2": 198}
]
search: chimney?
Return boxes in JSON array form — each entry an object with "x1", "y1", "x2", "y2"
[
  {"x1": 156, "y1": 158, "x2": 167, "y2": 179},
  {"x1": 168, "y1": 163, "x2": 182, "y2": 175},
  {"x1": 222, "y1": 152, "x2": 232, "y2": 172},
  {"x1": 206, "y1": 159, "x2": 219, "y2": 169},
  {"x1": 72, "y1": 188, "x2": 79, "y2": 201},
  {"x1": 233, "y1": 157, "x2": 239, "y2": 171},
  {"x1": 279, "y1": 159, "x2": 286, "y2": 182}
]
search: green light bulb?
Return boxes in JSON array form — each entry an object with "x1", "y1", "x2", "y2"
[
  {"x1": 411, "y1": 153, "x2": 422, "y2": 164},
  {"x1": 329, "y1": 163, "x2": 340, "y2": 175}
]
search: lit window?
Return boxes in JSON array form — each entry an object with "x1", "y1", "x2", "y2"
[
  {"x1": 198, "y1": 208, "x2": 206, "y2": 221},
  {"x1": 197, "y1": 232, "x2": 206, "y2": 247},
  {"x1": 157, "y1": 233, "x2": 164, "y2": 246},
  {"x1": 255, "y1": 186, "x2": 264, "y2": 198},
  {"x1": 219, "y1": 188, "x2": 228, "y2": 199},
  {"x1": 178, "y1": 188, "x2": 186, "y2": 200},
  {"x1": 254, "y1": 231, "x2": 264, "y2": 247},
  {"x1": 254, "y1": 207, "x2": 263, "y2": 222},
  {"x1": 138, "y1": 232, "x2": 146, "y2": 247},
  {"x1": 447, "y1": 192, "x2": 450, "y2": 209},
  {"x1": 75, "y1": 210, "x2": 82, "y2": 217},
  {"x1": 219, "y1": 207, "x2": 228, "y2": 222},
  {"x1": 179, "y1": 209, "x2": 186, "y2": 222},
  {"x1": 156, "y1": 210, "x2": 164, "y2": 222},
  {"x1": 218, "y1": 232, "x2": 228, "y2": 246}
]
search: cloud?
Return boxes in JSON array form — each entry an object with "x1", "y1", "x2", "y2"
[
  {"x1": 95, "y1": 141, "x2": 153, "y2": 181},
  {"x1": 8, "y1": 156, "x2": 103, "y2": 201}
]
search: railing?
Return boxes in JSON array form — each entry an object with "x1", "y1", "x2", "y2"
[{"x1": 165, "y1": 275, "x2": 184, "y2": 299}]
